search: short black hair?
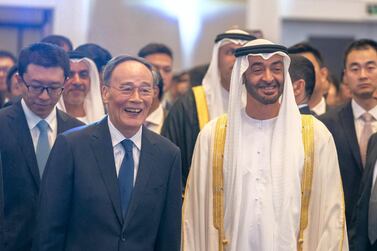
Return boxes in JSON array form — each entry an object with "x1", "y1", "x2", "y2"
[
  {"x1": 103, "y1": 55, "x2": 158, "y2": 86},
  {"x1": 6, "y1": 65, "x2": 18, "y2": 93},
  {"x1": 41, "y1": 34, "x2": 73, "y2": 51},
  {"x1": 18, "y1": 42, "x2": 70, "y2": 79},
  {"x1": 138, "y1": 43, "x2": 173, "y2": 59},
  {"x1": 75, "y1": 43, "x2": 112, "y2": 73},
  {"x1": 343, "y1": 39, "x2": 377, "y2": 69},
  {"x1": 154, "y1": 70, "x2": 164, "y2": 101},
  {"x1": 289, "y1": 54, "x2": 316, "y2": 98},
  {"x1": 288, "y1": 42, "x2": 325, "y2": 68},
  {"x1": 0, "y1": 50, "x2": 17, "y2": 63}
]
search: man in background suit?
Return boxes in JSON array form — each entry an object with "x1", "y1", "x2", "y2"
[
  {"x1": 349, "y1": 132, "x2": 377, "y2": 251},
  {"x1": 35, "y1": 55, "x2": 182, "y2": 251},
  {"x1": 288, "y1": 54, "x2": 316, "y2": 115},
  {"x1": 0, "y1": 43, "x2": 84, "y2": 251},
  {"x1": 320, "y1": 39, "x2": 377, "y2": 236}
]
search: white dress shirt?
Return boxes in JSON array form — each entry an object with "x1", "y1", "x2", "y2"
[
  {"x1": 108, "y1": 117, "x2": 141, "y2": 185},
  {"x1": 144, "y1": 104, "x2": 164, "y2": 134},
  {"x1": 21, "y1": 99, "x2": 57, "y2": 151},
  {"x1": 351, "y1": 99, "x2": 377, "y2": 143}
]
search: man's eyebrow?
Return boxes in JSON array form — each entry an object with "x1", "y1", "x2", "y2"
[
  {"x1": 271, "y1": 60, "x2": 284, "y2": 66},
  {"x1": 250, "y1": 62, "x2": 264, "y2": 68}
]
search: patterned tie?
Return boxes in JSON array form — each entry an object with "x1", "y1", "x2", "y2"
[
  {"x1": 369, "y1": 180, "x2": 377, "y2": 244},
  {"x1": 360, "y1": 112, "x2": 375, "y2": 167},
  {"x1": 118, "y1": 139, "x2": 134, "y2": 219},
  {"x1": 35, "y1": 120, "x2": 51, "y2": 177}
]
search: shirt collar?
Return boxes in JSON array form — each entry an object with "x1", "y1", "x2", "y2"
[
  {"x1": 21, "y1": 98, "x2": 56, "y2": 131},
  {"x1": 145, "y1": 104, "x2": 164, "y2": 126},
  {"x1": 352, "y1": 99, "x2": 377, "y2": 120},
  {"x1": 107, "y1": 116, "x2": 142, "y2": 151},
  {"x1": 311, "y1": 97, "x2": 326, "y2": 115}
]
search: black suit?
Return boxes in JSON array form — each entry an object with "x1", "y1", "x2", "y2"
[
  {"x1": 35, "y1": 117, "x2": 182, "y2": 251},
  {"x1": 320, "y1": 101, "x2": 363, "y2": 232},
  {"x1": 349, "y1": 133, "x2": 377, "y2": 251},
  {"x1": 0, "y1": 101, "x2": 84, "y2": 251}
]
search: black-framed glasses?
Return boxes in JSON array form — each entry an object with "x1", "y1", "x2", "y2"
[{"x1": 22, "y1": 77, "x2": 64, "y2": 96}]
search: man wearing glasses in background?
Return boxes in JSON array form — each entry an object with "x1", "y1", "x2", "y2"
[{"x1": 0, "y1": 42, "x2": 83, "y2": 251}]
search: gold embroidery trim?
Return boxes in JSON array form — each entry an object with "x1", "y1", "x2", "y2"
[
  {"x1": 192, "y1": 86, "x2": 209, "y2": 130},
  {"x1": 298, "y1": 115, "x2": 315, "y2": 251},
  {"x1": 213, "y1": 114, "x2": 228, "y2": 251}
]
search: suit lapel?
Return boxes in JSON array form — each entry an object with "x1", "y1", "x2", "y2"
[
  {"x1": 339, "y1": 102, "x2": 363, "y2": 170},
  {"x1": 90, "y1": 117, "x2": 123, "y2": 225},
  {"x1": 123, "y1": 127, "x2": 156, "y2": 229},
  {"x1": 56, "y1": 109, "x2": 71, "y2": 133},
  {"x1": 8, "y1": 101, "x2": 40, "y2": 188}
]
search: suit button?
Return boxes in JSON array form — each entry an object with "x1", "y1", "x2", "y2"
[{"x1": 121, "y1": 233, "x2": 126, "y2": 242}]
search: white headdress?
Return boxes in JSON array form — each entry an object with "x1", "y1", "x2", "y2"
[
  {"x1": 58, "y1": 57, "x2": 105, "y2": 124},
  {"x1": 201, "y1": 29, "x2": 255, "y2": 119},
  {"x1": 223, "y1": 39, "x2": 304, "y2": 250}
]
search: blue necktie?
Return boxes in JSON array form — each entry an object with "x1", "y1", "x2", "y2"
[
  {"x1": 119, "y1": 139, "x2": 134, "y2": 219},
  {"x1": 35, "y1": 120, "x2": 51, "y2": 177}
]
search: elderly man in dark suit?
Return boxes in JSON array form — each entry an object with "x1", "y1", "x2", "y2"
[
  {"x1": 0, "y1": 43, "x2": 84, "y2": 251},
  {"x1": 349, "y1": 132, "x2": 377, "y2": 251},
  {"x1": 320, "y1": 39, "x2": 377, "y2": 237},
  {"x1": 35, "y1": 55, "x2": 182, "y2": 251}
]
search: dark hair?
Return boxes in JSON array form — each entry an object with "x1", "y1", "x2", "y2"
[
  {"x1": 103, "y1": 55, "x2": 158, "y2": 86},
  {"x1": 343, "y1": 39, "x2": 377, "y2": 69},
  {"x1": 188, "y1": 64, "x2": 209, "y2": 87},
  {"x1": 154, "y1": 70, "x2": 164, "y2": 101},
  {"x1": 138, "y1": 43, "x2": 173, "y2": 59},
  {"x1": 6, "y1": 65, "x2": 18, "y2": 93},
  {"x1": 41, "y1": 34, "x2": 73, "y2": 52},
  {"x1": 0, "y1": 50, "x2": 17, "y2": 63},
  {"x1": 289, "y1": 54, "x2": 316, "y2": 98},
  {"x1": 18, "y1": 42, "x2": 70, "y2": 79},
  {"x1": 288, "y1": 42, "x2": 325, "y2": 68},
  {"x1": 75, "y1": 43, "x2": 112, "y2": 73}
]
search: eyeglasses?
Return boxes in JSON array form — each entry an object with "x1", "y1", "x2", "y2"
[
  {"x1": 109, "y1": 84, "x2": 155, "y2": 97},
  {"x1": 22, "y1": 78, "x2": 64, "y2": 96}
]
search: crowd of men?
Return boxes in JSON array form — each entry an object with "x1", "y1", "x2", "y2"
[{"x1": 0, "y1": 29, "x2": 376, "y2": 251}]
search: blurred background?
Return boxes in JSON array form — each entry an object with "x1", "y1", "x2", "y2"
[{"x1": 1, "y1": 0, "x2": 377, "y2": 80}]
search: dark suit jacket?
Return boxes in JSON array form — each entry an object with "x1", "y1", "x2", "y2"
[
  {"x1": 349, "y1": 133, "x2": 377, "y2": 251},
  {"x1": 35, "y1": 117, "x2": 182, "y2": 251},
  {"x1": 0, "y1": 152, "x2": 4, "y2": 249},
  {"x1": 319, "y1": 101, "x2": 363, "y2": 231},
  {"x1": 0, "y1": 101, "x2": 84, "y2": 251}
]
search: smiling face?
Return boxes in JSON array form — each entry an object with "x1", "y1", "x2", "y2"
[
  {"x1": 344, "y1": 47, "x2": 377, "y2": 102},
  {"x1": 102, "y1": 60, "x2": 154, "y2": 138},
  {"x1": 244, "y1": 54, "x2": 285, "y2": 106},
  {"x1": 63, "y1": 60, "x2": 91, "y2": 106}
]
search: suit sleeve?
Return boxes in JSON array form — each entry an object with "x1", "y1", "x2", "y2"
[
  {"x1": 154, "y1": 148, "x2": 182, "y2": 251},
  {"x1": 34, "y1": 135, "x2": 74, "y2": 251}
]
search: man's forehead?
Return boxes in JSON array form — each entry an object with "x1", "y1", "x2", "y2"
[
  {"x1": 346, "y1": 47, "x2": 377, "y2": 64},
  {"x1": 247, "y1": 54, "x2": 284, "y2": 64},
  {"x1": 70, "y1": 60, "x2": 89, "y2": 70}
]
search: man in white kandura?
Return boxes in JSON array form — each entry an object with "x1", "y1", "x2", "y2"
[{"x1": 182, "y1": 39, "x2": 348, "y2": 251}]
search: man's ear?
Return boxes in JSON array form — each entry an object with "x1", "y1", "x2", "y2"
[
  {"x1": 292, "y1": 79, "x2": 305, "y2": 96},
  {"x1": 101, "y1": 85, "x2": 110, "y2": 104},
  {"x1": 154, "y1": 85, "x2": 159, "y2": 99}
]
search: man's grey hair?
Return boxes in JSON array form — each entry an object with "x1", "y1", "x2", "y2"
[{"x1": 102, "y1": 55, "x2": 159, "y2": 86}]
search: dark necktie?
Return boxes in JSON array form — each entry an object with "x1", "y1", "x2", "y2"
[
  {"x1": 36, "y1": 120, "x2": 51, "y2": 177},
  {"x1": 369, "y1": 177, "x2": 377, "y2": 244},
  {"x1": 118, "y1": 139, "x2": 134, "y2": 219}
]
